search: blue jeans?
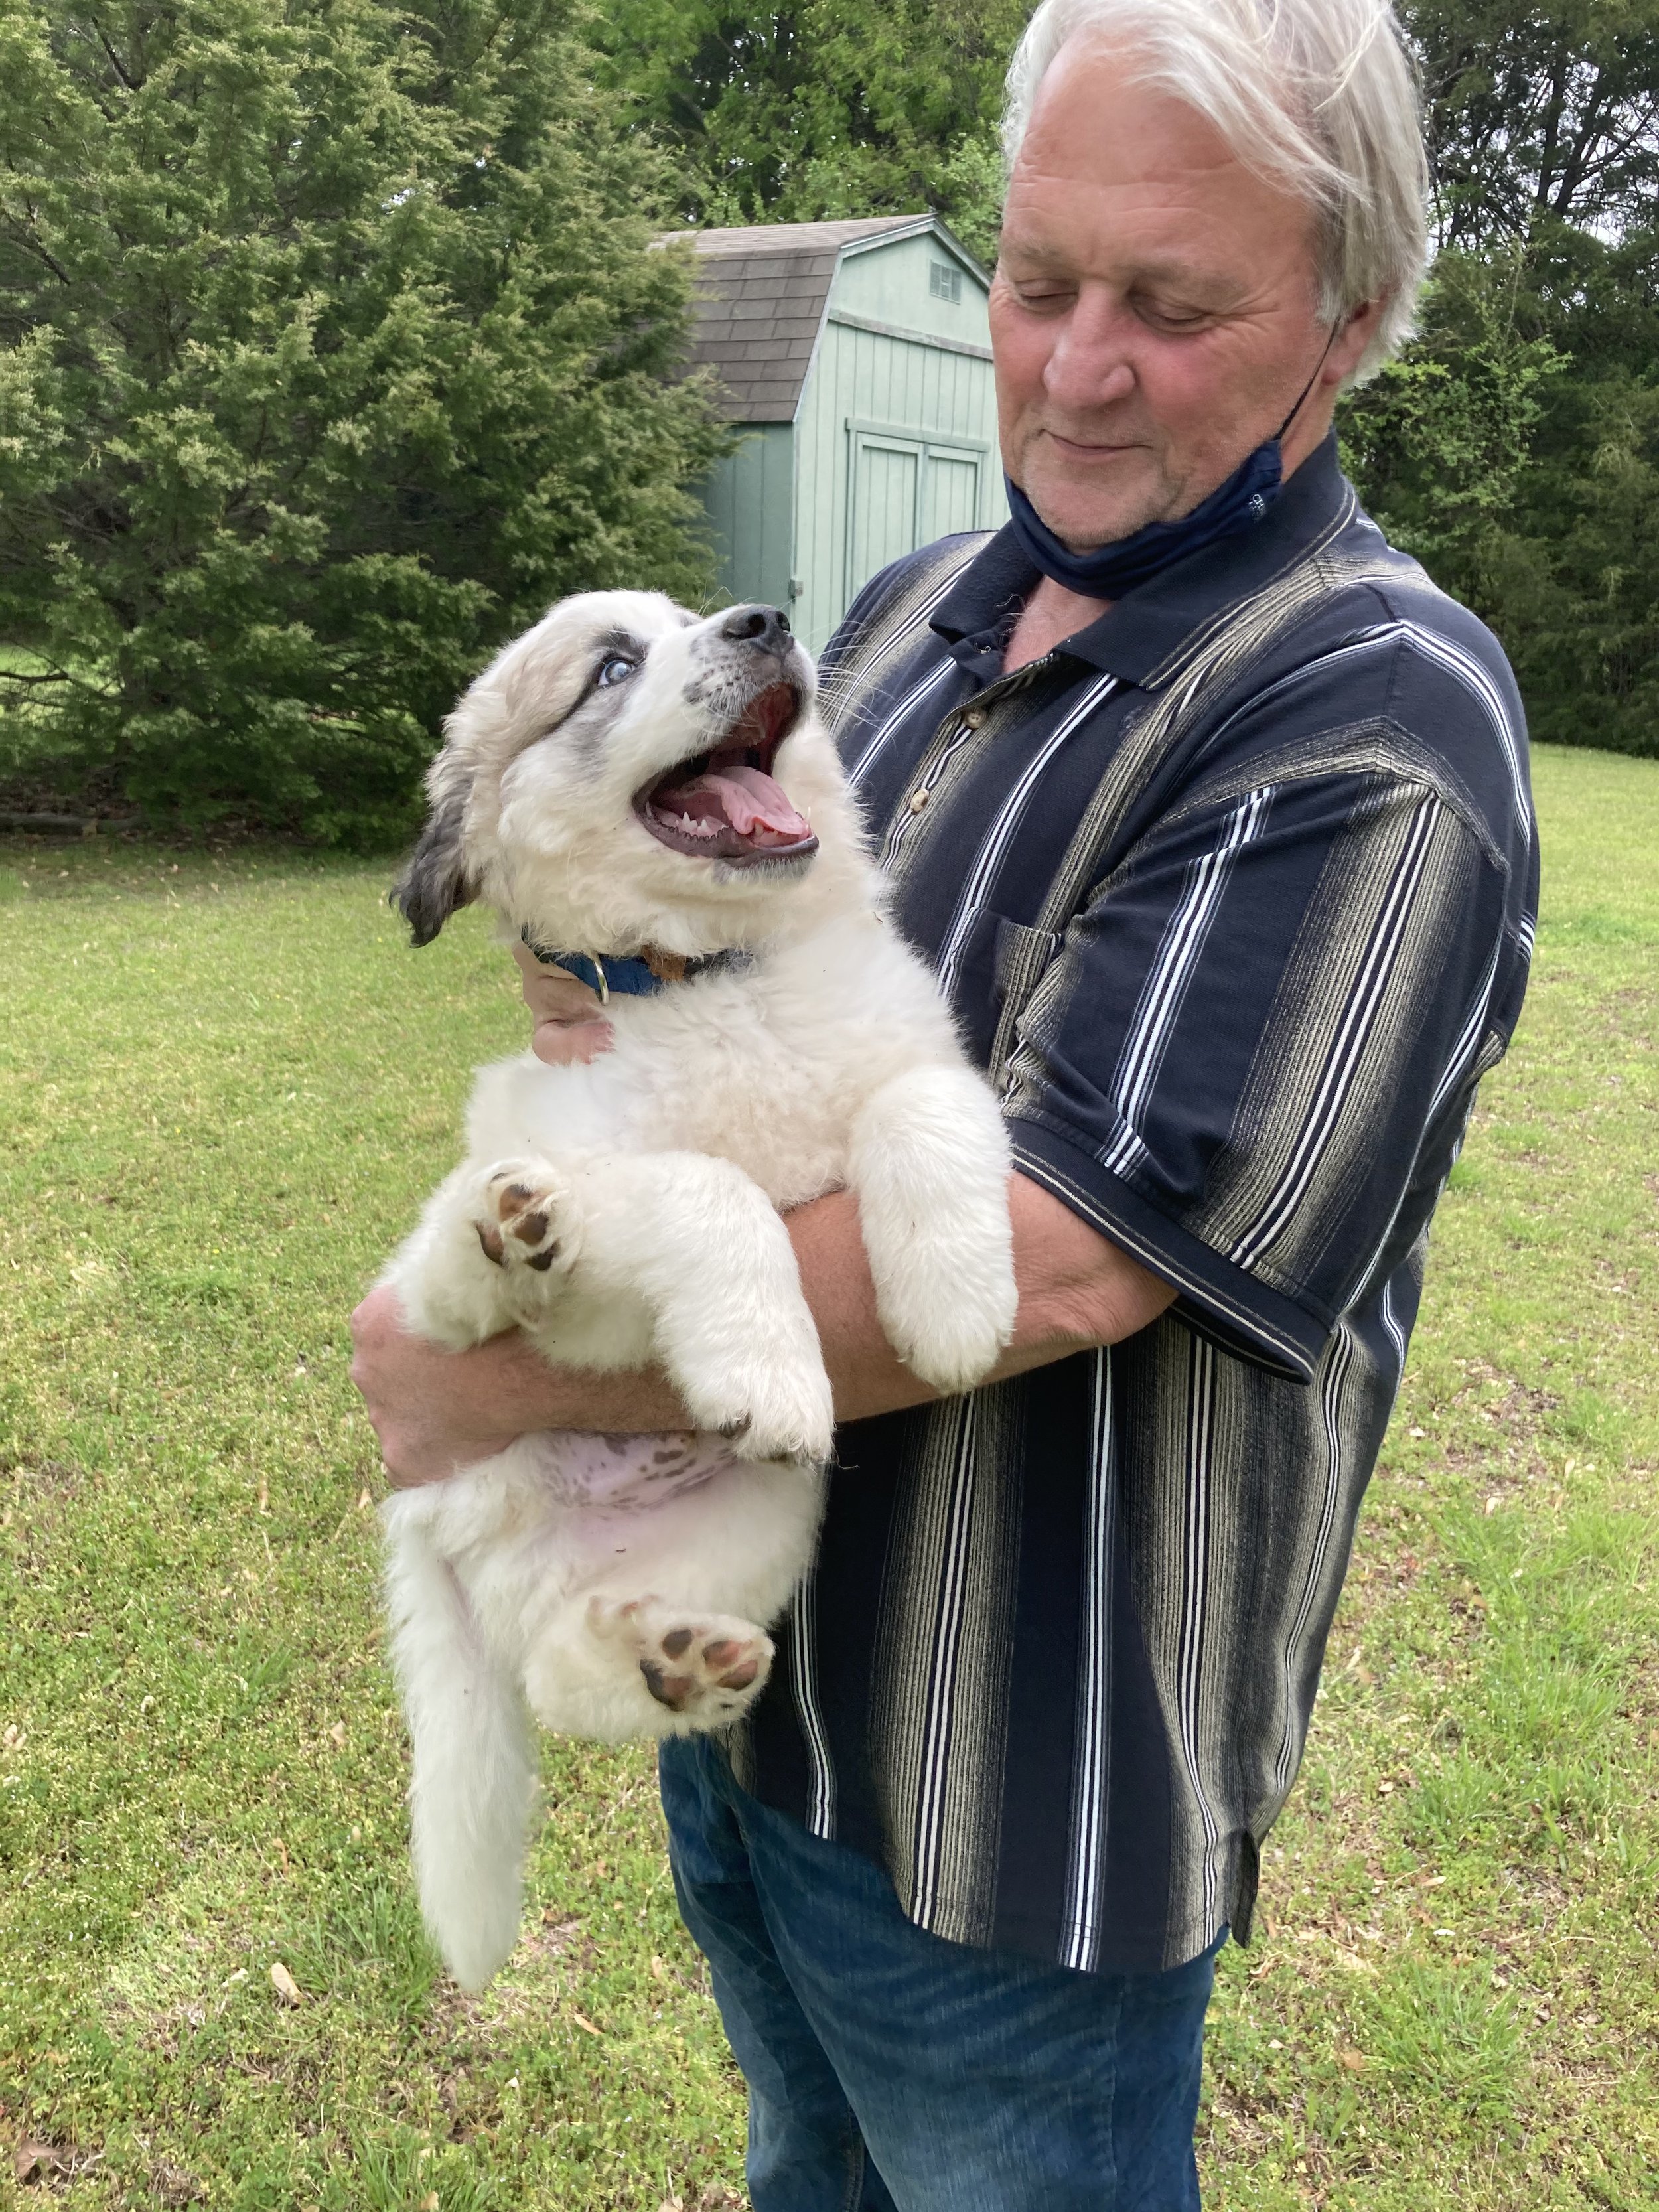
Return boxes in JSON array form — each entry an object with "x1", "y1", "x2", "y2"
[{"x1": 660, "y1": 1734, "x2": 1220, "y2": 2212}]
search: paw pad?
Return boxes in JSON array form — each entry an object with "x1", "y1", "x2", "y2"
[
  {"x1": 634, "y1": 1620, "x2": 772, "y2": 1716},
  {"x1": 476, "y1": 1165, "x2": 569, "y2": 1276}
]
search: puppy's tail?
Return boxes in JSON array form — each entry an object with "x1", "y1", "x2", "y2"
[{"x1": 384, "y1": 1509, "x2": 534, "y2": 1992}]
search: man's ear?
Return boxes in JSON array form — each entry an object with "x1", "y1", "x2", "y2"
[{"x1": 392, "y1": 780, "x2": 476, "y2": 947}]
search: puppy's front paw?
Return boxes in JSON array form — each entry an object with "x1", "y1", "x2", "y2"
[
  {"x1": 473, "y1": 1160, "x2": 581, "y2": 1286},
  {"x1": 885, "y1": 1301, "x2": 1012, "y2": 1396},
  {"x1": 592, "y1": 1599, "x2": 774, "y2": 1729},
  {"x1": 877, "y1": 1251, "x2": 1018, "y2": 1396}
]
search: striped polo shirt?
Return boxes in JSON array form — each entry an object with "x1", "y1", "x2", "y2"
[{"x1": 732, "y1": 433, "x2": 1539, "y2": 1973}]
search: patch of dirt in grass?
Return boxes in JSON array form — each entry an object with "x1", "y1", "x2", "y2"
[
  {"x1": 1202, "y1": 2081, "x2": 1278, "y2": 2156},
  {"x1": 148, "y1": 2158, "x2": 208, "y2": 2206},
  {"x1": 122, "y1": 1998, "x2": 211, "y2": 2060},
  {"x1": 0, "y1": 1452, "x2": 84, "y2": 1503},
  {"x1": 1434, "y1": 1359, "x2": 1565, "y2": 1501},
  {"x1": 520, "y1": 1911, "x2": 597, "y2": 1970},
  {"x1": 413, "y1": 1979, "x2": 490, "y2": 2044}
]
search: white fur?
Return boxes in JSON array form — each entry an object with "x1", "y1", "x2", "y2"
[{"x1": 380, "y1": 592, "x2": 1017, "y2": 1987}]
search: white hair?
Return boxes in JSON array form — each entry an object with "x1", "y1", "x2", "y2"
[{"x1": 1002, "y1": 0, "x2": 1429, "y2": 381}]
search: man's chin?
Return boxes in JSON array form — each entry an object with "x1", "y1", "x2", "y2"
[{"x1": 1017, "y1": 463, "x2": 1171, "y2": 555}]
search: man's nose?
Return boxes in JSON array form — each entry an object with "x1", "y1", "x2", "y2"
[
  {"x1": 1043, "y1": 293, "x2": 1138, "y2": 411},
  {"x1": 720, "y1": 604, "x2": 793, "y2": 655}
]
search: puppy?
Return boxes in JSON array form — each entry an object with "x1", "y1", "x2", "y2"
[{"x1": 380, "y1": 592, "x2": 1017, "y2": 1989}]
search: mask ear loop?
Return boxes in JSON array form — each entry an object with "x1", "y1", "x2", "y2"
[{"x1": 1271, "y1": 317, "x2": 1346, "y2": 447}]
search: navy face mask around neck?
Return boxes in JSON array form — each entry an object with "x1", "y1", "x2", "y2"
[
  {"x1": 1004, "y1": 328, "x2": 1340, "y2": 601},
  {"x1": 1004, "y1": 441, "x2": 1283, "y2": 599}
]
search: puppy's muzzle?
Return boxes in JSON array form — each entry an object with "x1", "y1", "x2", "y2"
[{"x1": 636, "y1": 606, "x2": 818, "y2": 868}]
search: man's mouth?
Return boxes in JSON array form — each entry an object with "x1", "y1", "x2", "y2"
[
  {"x1": 635, "y1": 682, "x2": 818, "y2": 867},
  {"x1": 1043, "y1": 429, "x2": 1145, "y2": 461}
]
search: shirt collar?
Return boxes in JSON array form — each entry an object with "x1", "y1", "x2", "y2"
[{"x1": 930, "y1": 433, "x2": 1352, "y2": 691}]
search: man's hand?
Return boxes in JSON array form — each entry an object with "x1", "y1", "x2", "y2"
[
  {"x1": 510, "y1": 938, "x2": 614, "y2": 1066},
  {"x1": 349, "y1": 1283, "x2": 695, "y2": 1489},
  {"x1": 350, "y1": 1284, "x2": 534, "y2": 1487}
]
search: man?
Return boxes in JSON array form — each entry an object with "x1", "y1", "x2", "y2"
[{"x1": 352, "y1": 0, "x2": 1538, "y2": 2203}]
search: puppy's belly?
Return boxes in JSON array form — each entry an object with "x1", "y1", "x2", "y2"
[
  {"x1": 520, "y1": 1426, "x2": 737, "y2": 1509},
  {"x1": 435, "y1": 1431, "x2": 818, "y2": 1651}
]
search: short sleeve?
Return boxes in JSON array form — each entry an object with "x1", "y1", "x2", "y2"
[{"x1": 1002, "y1": 763, "x2": 1512, "y2": 1380}]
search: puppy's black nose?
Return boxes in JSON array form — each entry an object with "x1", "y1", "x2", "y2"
[{"x1": 721, "y1": 604, "x2": 792, "y2": 652}]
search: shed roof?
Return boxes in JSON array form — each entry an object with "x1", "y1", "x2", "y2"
[{"x1": 664, "y1": 214, "x2": 974, "y2": 424}]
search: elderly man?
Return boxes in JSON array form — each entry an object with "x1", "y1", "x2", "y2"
[{"x1": 352, "y1": 0, "x2": 1538, "y2": 2203}]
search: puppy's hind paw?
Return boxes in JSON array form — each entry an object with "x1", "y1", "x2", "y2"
[
  {"x1": 591, "y1": 1599, "x2": 774, "y2": 1730},
  {"x1": 473, "y1": 1160, "x2": 581, "y2": 1286}
]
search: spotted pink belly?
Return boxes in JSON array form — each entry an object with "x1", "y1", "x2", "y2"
[{"x1": 521, "y1": 1428, "x2": 739, "y2": 1510}]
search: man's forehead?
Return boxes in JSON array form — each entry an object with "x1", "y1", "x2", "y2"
[{"x1": 1002, "y1": 36, "x2": 1317, "y2": 277}]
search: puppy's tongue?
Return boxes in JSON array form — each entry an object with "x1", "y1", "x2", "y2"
[{"x1": 650, "y1": 763, "x2": 812, "y2": 847}]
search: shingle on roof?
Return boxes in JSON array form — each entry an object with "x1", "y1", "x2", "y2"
[{"x1": 660, "y1": 216, "x2": 934, "y2": 423}]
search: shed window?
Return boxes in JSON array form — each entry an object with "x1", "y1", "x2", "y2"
[{"x1": 929, "y1": 260, "x2": 963, "y2": 305}]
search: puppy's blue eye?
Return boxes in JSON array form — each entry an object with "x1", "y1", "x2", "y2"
[{"x1": 596, "y1": 655, "x2": 637, "y2": 688}]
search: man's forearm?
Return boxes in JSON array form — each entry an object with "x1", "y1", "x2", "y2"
[
  {"x1": 788, "y1": 1175, "x2": 1174, "y2": 1422},
  {"x1": 352, "y1": 1173, "x2": 1174, "y2": 1485},
  {"x1": 379, "y1": 1319, "x2": 689, "y2": 1438}
]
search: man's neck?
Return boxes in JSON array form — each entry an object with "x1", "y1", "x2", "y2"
[{"x1": 1004, "y1": 577, "x2": 1112, "y2": 672}]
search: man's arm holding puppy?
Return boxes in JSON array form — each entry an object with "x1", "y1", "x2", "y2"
[{"x1": 351, "y1": 953, "x2": 1174, "y2": 1489}]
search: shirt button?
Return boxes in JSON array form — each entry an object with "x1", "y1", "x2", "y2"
[
  {"x1": 908, "y1": 787, "x2": 930, "y2": 813},
  {"x1": 964, "y1": 707, "x2": 986, "y2": 729}
]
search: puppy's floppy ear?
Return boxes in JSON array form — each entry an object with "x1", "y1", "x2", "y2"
[{"x1": 392, "y1": 780, "x2": 476, "y2": 947}]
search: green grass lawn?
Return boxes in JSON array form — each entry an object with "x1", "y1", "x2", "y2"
[{"x1": 1, "y1": 744, "x2": 1656, "y2": 2210}]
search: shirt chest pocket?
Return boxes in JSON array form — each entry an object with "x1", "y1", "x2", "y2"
[{"x1": 948, "y1": 907, "x2": 1064, "y2": 1071}]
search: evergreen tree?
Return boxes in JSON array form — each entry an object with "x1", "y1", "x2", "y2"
[
  {"x1": 0, "y1": 0, "x2": 726, "y2": 842},
  {"x1": 597, "y1": 0, "x2": 1023, "y2": 265},
  {"x1": 1338, "y1": 253, "x2": 1567, "y2": 644}
]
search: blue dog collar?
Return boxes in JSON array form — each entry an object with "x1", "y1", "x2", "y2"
[{"x1": 520, "y1": 929, "x2": 751, "y2": 1003}]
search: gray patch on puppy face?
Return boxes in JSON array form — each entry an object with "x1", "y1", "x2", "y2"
[
  {"x1": 504, "y1": 626, "x2": 650, "y2": 772},
  {"x1": 391, "y1": 782, "x2": 475, "y2": 946}
]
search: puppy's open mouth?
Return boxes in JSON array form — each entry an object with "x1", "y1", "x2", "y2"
[{"x1": 634, "y1": 682, "x2": 818, "y2": 867}]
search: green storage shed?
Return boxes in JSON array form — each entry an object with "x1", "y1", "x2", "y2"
[{"x1": 676, "y1": 214, "x2": 1009, "y2": 649}]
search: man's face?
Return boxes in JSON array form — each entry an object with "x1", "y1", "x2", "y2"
[{"x1": 990, "y1": 38, "x2": 1362, "y2": 550}]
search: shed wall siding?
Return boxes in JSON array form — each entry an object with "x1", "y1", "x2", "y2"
[
  {"x1": 701, "y1": 424, "x2": 794, "y2": 612},
  {"x1": 833, "y1": 232, "x2": 994, "y2": 350},
  {"x1": 793, "y1": 319, "x2": 1008, "y2": 650}
]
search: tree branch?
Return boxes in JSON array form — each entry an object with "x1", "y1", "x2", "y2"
[
  {"x1": 1532, "y1": 50, "x2": 1572, "y2": 220},
  {"x1": 0, "y1": 208, "x2": 73, "y2": 287},
  {"x1": 92, "y1": 19, "x2": 139, "y2": 92}
]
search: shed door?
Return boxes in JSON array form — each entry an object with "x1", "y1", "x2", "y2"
[
  {"x1": 921, "y1": 447, "x2": 983, "y2": 542},
  {"x1": 847, "y1": 433, "x2": 922, "y2": 601},
  {"x1": 845, "y1": 424, "x2": 988, "y2": 608}
]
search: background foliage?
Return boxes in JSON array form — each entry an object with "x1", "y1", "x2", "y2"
[
  {"x1": 1342, "y1": 2, "x2": 1659, "y2": 757},
  {"x1": 3, "y1": 0, "x2": 1658, "y2": 840},
  {"x1": 593, "y1": 0, "x2": 1025, "y2": 268},
  {"x1": 0, "y1": 0, "x2": 726, "y2": 844}
]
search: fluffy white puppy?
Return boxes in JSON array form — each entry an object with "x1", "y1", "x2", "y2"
[{"x1": 380, "y1": 591, "x2": 1016, "y2": 1990}]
